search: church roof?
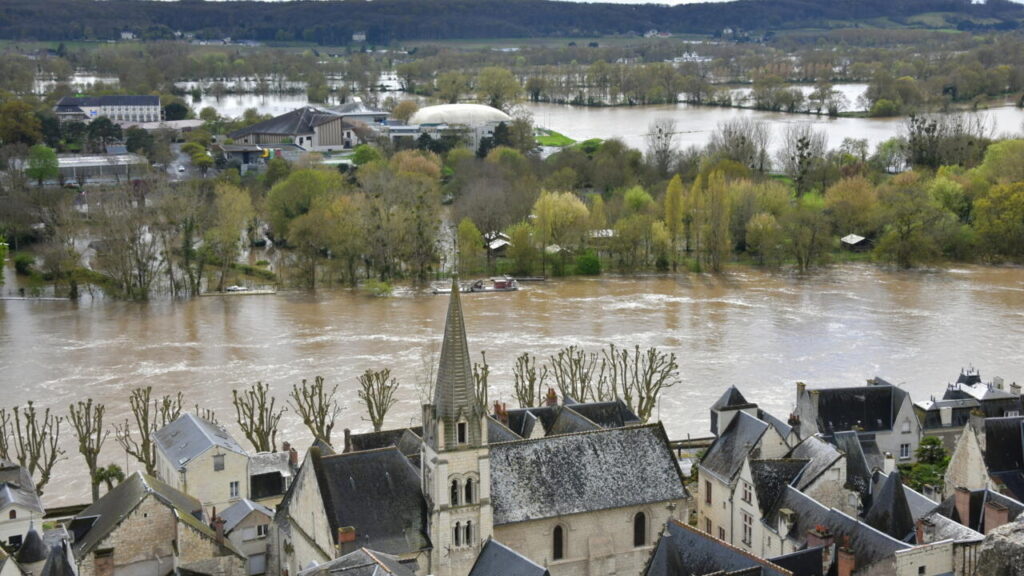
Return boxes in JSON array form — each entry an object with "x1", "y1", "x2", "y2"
[
  {"x1": 489, "y1": 424, "x2": 688, "y2": 525},
  {"x1": 469, "y1": 538, "x2": 550, "y2": 576},
  {"x1": 432, "y1": 281, "x2": 477, "y2": 423},
  {"x1": 16, "y1": 529, "x2": 47, "y2": 564}
]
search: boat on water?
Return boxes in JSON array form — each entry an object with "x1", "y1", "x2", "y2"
[{"x1": 432, "y1": 276, "x2": 520, "y2": 295}]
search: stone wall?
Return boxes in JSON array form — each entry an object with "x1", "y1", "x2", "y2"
[{"x1": 76, "y1": 495, "x2": 176, "y2": 576}]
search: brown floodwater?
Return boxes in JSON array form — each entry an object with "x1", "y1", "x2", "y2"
[{"x1": 2, "y1": 264, "x2": 1024, "y2": 505}]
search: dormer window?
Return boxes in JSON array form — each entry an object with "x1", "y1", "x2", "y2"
[{"x1": 457, "y1": 422, "x2": 467, "y2": 444}]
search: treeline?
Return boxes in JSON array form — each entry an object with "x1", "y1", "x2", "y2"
[{"x1": 1, "y1": 0, "x2": 1022, "y2": 43}]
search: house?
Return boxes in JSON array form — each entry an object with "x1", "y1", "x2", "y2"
[
  {"x1": 154, "y1": 413, "x2": 250, "y2": 511},
  {"x1": 228, "y1": 104, "x2": 386, "y2": 151},
  {"x1": 249, "y1": 448, "x2": 297, "y2": 506},
  {"x1": 219, "y1": 499, "x2": 274, "y2": 576},
  {"x1": 270, "y1": 281, "x2": 690, "y2": 576},
  {"x1": 944, "y1": 414, "x2": 1024, "y2": 502},
  {"x1": 793, "y1": 378, "x2": 922, "y2": 464},
  {"x1": 54, "y1": 96, "x2": 160, "y2": 124},
  {"x1": 840, "y1": 234, "x2": 871, "y2": 252},
  {"x1": 0, "y1": 459, "x2": 45, "y2": 550},
  {"x1": 468, "y1": 539, "x2": 549, "y2": 576},
  {"x1": 915, "y1": 368, "x2": 1022, "y2": 451},
  {"x1": 297, "y1": 548, "x2": 416, "y2": 576},
  {"x1": 709, "y1": 385, "x2": 794, "y2": 443},
  {"x1": 68, "y1": 472, "x2": 246, "y2": 576}
]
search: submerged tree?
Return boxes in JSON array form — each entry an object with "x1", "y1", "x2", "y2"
[
  {"x1": 232, "y1": 382, "x2": 285, "y2": 453},
  {"x1": 289, "y1": 376, "x2": 340, "y2": 446},
  {"x1": 358, "y1": 369, "x2": 400, "y2": 432},
  {"x1": 0, "y1": 402, "x2": 65, "y2": 494},
  {"x1": 68, "y1": 398, "x2": 107, "y2": 502},
  {"x1": 115, "y1": 388, "x2": 182, "y2": 475},
  {"x1": 512, "y1": 352, "x2": 548, "y2": 408}
]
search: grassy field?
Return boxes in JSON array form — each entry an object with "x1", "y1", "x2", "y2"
[{"x1": 536, "y1": 129, "x2": 575, "y2": 147}]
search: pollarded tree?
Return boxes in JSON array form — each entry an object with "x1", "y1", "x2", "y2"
[
  {"x1": 512, "y1": 352, "x2": 549, "y2": 408},
  {"x1": 548, "y1": 345, "x2": 601, "y2": 403},
  {"x1": 289, "y1": 376, "x2": 340, "y2": 446},
  {"x1": 115, "y1": 387, "x2": 182, "y2": 476},
  {"x1": 358, "y1": 369, "x2": 400, "y2": 433},
  {"x1": 68, "y1": 398, "x2": 107, "y2": 502},
  {"x1": 0, "y1": 402, "x2": 64, "y2": 495},
  {"x1": 232, "y1": 382, "x2": 285, "y2": 453},
  {"x1": 599, "y1": 344, "x2": 680, "y2": 424}
]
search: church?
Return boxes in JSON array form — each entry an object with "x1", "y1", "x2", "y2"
[{"x1": 269, "y1": 282, "x2": 691, "y2": 576}]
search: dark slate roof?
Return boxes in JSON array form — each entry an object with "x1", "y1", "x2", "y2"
[
  {"x1": 16, "y1": 529, "x2": 47, "y2": 564},
  {"x1": 346, "y1": 428, "x2": 423, "y2": 454},
  {"x1": 490, "y1": 424, "x2": 688, "y2": 525},
  {"x1": 72, "y1": 472, "x2": 207, "y2": 558},
  {"x1": 567, "y1": 401, "x2": 640, "y2": 429},
  {"x1": 768, "y1": 547, "x2": 825, "y2": 576},
  {"x1": 750, "y1": 459, "x2": 810, "y2": 517},
  {"x1": 864, "y1": 470, "x2": 915, "y2": 540},
  {"x1": 701, "y1": 411, "x2": 769, "y2": 483},
  {"x1": 154, "y1": 413, "x2": 247, "y2": 470},
  {"x1": 917, "y1": 509, "x2": 983, "y2": 542},
  {"x1": 487, "y1": 417, "x2": 522, "y2": 443},
  {"x1": 0, "y1": 460, "x2": 44, "y2": 514},
  {"x1": 56, "y1": 95, "x2": 159, "y2": 107},
  {"x1": 505, "y1": 406, "x2": 558, "y2": 437},
  {"x1": 768, "y1": 487, "x2": 911, "y2": 570},
  {"x1": 812, "y1": 384, "x2": 903, "y2": 434},
  {"x1": 991, "y1": 470, "x2": 1024, "y2": 502},
  {"x1": 932, "y1": 488, "x2": 1024, "y2": 534},
  {"x1": 833, "y1": 431, "x2": 873, "y2": 496},
  {"x1": 250, "y1": 452, "x2": 294, "y2": 478},
  {"x1": 296, "y1": 547, "x2": 415, "y2": 576},
  {"x1": 220, "y1": 499, "x2": 273, "y2": 535},
  {"x1": 229, "y1": 106, "x2": 339, "y2": 139},
  {"x1": 548, "y1": 407, "x2": 601, "y2": 436},
  {"x1": 39, "y1": 543, "x2": 76, "y2": 576},
  {"x1": 759, "y1": 409, "x2": 793, "y2": 440},
  {"x1": 869, "y1": 471, "x2": 936, "y2": 522},
  {"x1": 984, "y1": 417, "x2": 1024, "y2": 472},
  {"x1": 644, "y1": 520, "x2": 790, "y2": 576},
  {"x1": 313, "y1": 447, "x2": 429, "y2": 556},
  {"x1": 914, "y1": 398, "x2": 977, "y2": 429},
  {"x1": 712, "y1": 386, "x2": 751, "y2": 410},
  {"x1": 786, "y1": 436, "x2": 842, "y2": 491},
  {"x1": 469, "y1": 538, "x2": 550, "y2": 576}
]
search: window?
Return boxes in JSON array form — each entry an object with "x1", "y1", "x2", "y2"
[
  {"x1": 901, "y1": 420, "x2": 912, "y2": 434},
  {"x1": 900, "y1": 443, "x2": 911, "y2": 459},
  {"x1": 464, "y1": 521, "x2": 473, "y2": 546},
  {"x1": 453, "y1": 522, "x2": 462, "y2": 547},
  {"x1": 214, "y1": 454, "x2": 225, "y2": 471},
  {"x1": 553, "y1": 525, "x2": 564, "y2": 560},
  {"x1": 450, "y1": 480, "x2": 460, "y2": 506},
  {"x1": 705, "y1": 518, "x2": 712, "y2": 534},
  {"x1": 742, "y1": 512, "x2": 753, "y2": 546},
  {"x1": 8, "y1": 510, "x2": 15, "y2": 520},
  {"x1": 230, "y1": 481, "x2": 240, "y2": 498},
  {"x1": 457, "y1": 422, "x2": 468, "y2": 444},
  {"x1": 917, "y1": 567, "x2": 925, "y2": 575},
  {"x1": 257, "y1": 524, "x2": 269, "y2": 537},
  {"x1": 464, "y1": 478, "x2": 475, "y2": 504},
  {"x1": 741, "y1": 481, "x2": 752, "y2": 504},
  {"x1": 718, "y1": 527, "x2": 726, "y2": 541},
  {"x1": 633, "y1": 512, "x2": 646, "y2": 547},
  {"x1": 8, "y1": 535, "x2": 22, "y2": 548},
  {"x1": 704, "y1": 480, "x2": 712, "y2": 505},
  {"x1": 1008, "y1": 410, "x2": 1020, "y2": 417}
]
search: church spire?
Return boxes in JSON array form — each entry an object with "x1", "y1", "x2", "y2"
[{"x1": 430, "y1": 280, "x2": 484, "y2": 449}]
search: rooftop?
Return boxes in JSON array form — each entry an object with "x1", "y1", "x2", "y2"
[{"x1": 154, "y1": 413, "x2": 248, "y2": 470}]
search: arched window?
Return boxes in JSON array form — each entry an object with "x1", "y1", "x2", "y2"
[
  {"x1": 8, "y1": 510, "x2": 15, "y2": 520},
  {"x1": 465, "y1": 478, "x2": 475, "y2": 504},
  {"x1": 453, "y1": 522, "x2": 462, "y2": 547},
  {"x1": 465, "y1": 521, "x2": 473, "y2": 546},
  {"x1": 553, "y1": 525, "x2": 564, "y2": 560},
  {"x1": 450, "y1": 479, "x2": 460, "y2": 506},
  {"x1": 634, "y1": 512, "x2": 647, "y2": 547}
]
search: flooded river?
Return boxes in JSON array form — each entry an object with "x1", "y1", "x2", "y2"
[{"x1": 3, "y1": 264, "x2": 1024, "y2": 504}]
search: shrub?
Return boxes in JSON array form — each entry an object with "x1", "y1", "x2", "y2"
[
  {"x1": 575, "y1": 250, "x2": 601, "y2": 275},
  {"x1": 13, "y1": 253, "x2": 34, "y2": 276}
]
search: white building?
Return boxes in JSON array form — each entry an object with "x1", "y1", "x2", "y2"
[
  {"x1": 154, "y1": 413, "x2": 250, "y2": 512},
  {"x1": 0, "y1": 460, "x2": 44, "y2": 550}
]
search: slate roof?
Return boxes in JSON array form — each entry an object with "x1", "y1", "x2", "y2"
[
  {"x1": 345, "y1": 428, "x2": 423, "y2": 454},
  {"x1": 332, "y1": 102, "x2": 388, "y2": 116},
  {"x1": 154, "y1": 413, "x2": 248, "y2": 470},
  {"x1": 768, "y1": 547, "x2": 826, "y2": 576},
  {"x1": 296, "y1": 547, "x2": 414, "y2": 576},
  {"x1": 811, "y1": 383, "x2": 906, "y2": 434},
  {"x1": 487, "y1": 416, "x2": 522, "y2": 443},
  {"x1": 431, "y1": 281, "x2": 478, "y2": 425},
  {"x1": 984, "y1": 417, "x2": 1024, "y2": 472},
  {"x1": 220, "y1": 499, "x2": 273, "y2": 535},
  {"x1": 229, "y1": 106, "x2": 341, "y2": 139},
  {"x1": 567, "y1": 401, "x2": 641, "y2": 429},
  {"x1": 914, "y1": 398, "x2": 977, "y2": 429},
  {"x1": 759, "y1": 410, "x2": 793, "y2": 440},
  {"x1": 490, "y1": 424, "x2": 688, "y2": 525},
  {"x1": 71, "y1": 472, "x2": 217, "y2": 559},
  {"x1": 548, "y1": 407, "x2": 600, "y2": 435},
  {"x1": 312, "y1": 447, "x2": 429, "y2": 556},
  {"x1": 869, "y1": 471, "x2": 936, "y2": 522},
  {"x1": 16, "y1": 529, "x2": 47, "y2": 564},
  {"x1": 701, "y1": 411, "x2": 769, "y2": 483},
  {"x1": 0, "y1": 460, "x2": 44, "y2": 514},
  {"x1": 250, "y1": 452, "x2": 294, "y2": 478},
  {"x1": 468, "y1": 538, "x2": 550, "y2": 576},
  {"x1": 39, "y1": 542, "x2": 76, "y2": 576},
  {"x1": 864, "y1": 470, "x2": 915, "y2": 540},
  {"x1": 56, "y1": 95, "x2": 159, "y2": 108},
  {"x1": 505, "y1": 406, "x2": 558, "y2": 438},
  {"x1": 931, "y1": 487, "x2": 1024, "y2": 533},
  {"x1": 786, "y1": 436, "x2": 842, "y2": 490},
  {"x1": 750, "y1": 459, "x2": 810, "y2": 517},
  {"x1": 644, "y1": 520, "x2": 790, "y2": 576},
  {"x1": 917, "y1": 510, "x2": 983, "y2": 543},
  {"x1": 712, "y1": 386, "x2": 750, "y2": 411}
]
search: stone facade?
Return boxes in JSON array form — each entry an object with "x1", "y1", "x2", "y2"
[
  {"x1": 155, "y1": 435, "x2": 250, "y2": 512},
  {"x1": 943, "y1": 421, "x2": 991, "y2": 496},
  {"x1": 76, "y1": 495, "x2": 182, "y2": 576},
  {"x1": 270, "y1": 456, "x2": 333, "y2": 576}
]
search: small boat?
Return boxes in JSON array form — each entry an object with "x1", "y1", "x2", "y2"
[{"x1": 432, "y1": 276, "x2": 520, "y2": 295}]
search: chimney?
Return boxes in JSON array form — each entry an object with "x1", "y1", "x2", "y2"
[
  {"x1": 282, "y1": 441, "x2": 291, "y2": 453},
  {"x1": 915, "y1": 518, "x2": 935, "y2": 544},
  {"x1": 797, "y1": 381, "x2": 806, "y2": 397},
  {"x1": 344, "y1": 428, "x2": 352, "y2": 453},
  {"x1": 955, "y1": 487, "x2": 971, "y2": 527},
  {"x1": 806, "y1": 525, "x2": 834, "y2": 549},
  {"x1": 499, "y1": 403, "x2": 509, "y2": 426},
  {"x1": 984, "y1": 501, "x2": 1009, "y2": 534},
  {"x1": 994, "y1": 376, "x2": 1005, "y2": 391},
  {"x1": 883, "y1": 452, "x2": 895, "y2": 475},
  {"x1": 545, "y1": 388, "x2": 558, "y2": 407},
  {"x1": 212, "y1": 512, "x2": 225, "y2": 547},
  {"x1": 289, "y1": 446, "x2": 298, "y2": 468},
  {"x1": 337, "y1": 526, "x2": 357, "y2": 545},
  {"x1": 837, "y1": 545, "x2": 856, "y2": 576},
  {"x1": 1011, "y1": 381, "x2": 1021, "y2": 396}
]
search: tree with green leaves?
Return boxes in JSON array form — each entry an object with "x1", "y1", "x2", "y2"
[
  {"x1": 26, "y1": 144, "x2": 58, "y2": 185},
  {"x1": 232, "y1": 382, "x2": 285, "y2": 453},
  {"x1": 205, "y1": 183, "x2": 254, "y2": 291},
  {"x1": 664, "y1": 175, "x2": 684, "y2": 271},
  {"x1": 358, "y1": 368, "x2": 400, "y2": 432},
  {"x1": 476, "y1": 67, "x2": 522, "y2": 112},
  {"x1": 457, "y1": 217, "x2": 485, "y2": 275}
]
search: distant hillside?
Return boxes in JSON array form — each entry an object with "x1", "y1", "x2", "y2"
[{"x1": 1, "y1": 0, "x2": 1021, "y2": 43}]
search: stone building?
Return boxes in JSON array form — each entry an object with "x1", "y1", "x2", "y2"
[
  {"x1": 219, "y1": 499, "x2": 274, "y2": 576},
  {"x1": 944, "y1": 414, "x2": 1024, "y2": 502},
  {"x1": 154, "y1": 413, "x2": 250, "y2": 511}
]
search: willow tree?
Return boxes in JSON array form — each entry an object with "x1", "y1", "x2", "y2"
[
  {"x1": 289, "y1": 376, "x2": 340, "y2": 446},
  {"x1": 0, "y1": 402, "x2": 65, "y2": 495},
  {"x1": 358, "y1": 369, "x2": 400, "y2": 432},
  {"x1": 233, "y1": 382, "x2": 285, "y2": 453},
  {"x1": 115, "y1": 387, "x2": 182, "y2": 476},
  {"x1": 68, "y1": 398, "x2": 107, "y2": 502}
]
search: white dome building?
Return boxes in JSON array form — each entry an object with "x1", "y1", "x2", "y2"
[{"x1": 409, "y1": 104, "x2": 511, "y2": 126}]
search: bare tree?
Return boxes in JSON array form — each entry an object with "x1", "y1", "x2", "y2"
[
  {"x1": 707, "y1": 118, "x2": 772, "y2": 173},
  {"x1": 777, "y1": 124, "x2": 827, "y2": 197},
  {"x1": 549, "y1": 345, "x2": 599, "y2": 403},
  {"x1": 0, "y1": 402, "x2": 65, "y2": 495},
  {"x1": 68, "y1": 399, "x2": 107, "y2": 502},
  {"x1": 600, "y1": 344, "x2": 680, "y2": 423},
  {"x1": 232, "y1": 382, "x2": 285, "y2": 453},
  {"x1": 358, "y1": 369, "x2": 400, "y2": 432},
  {"x1": 289, "y1": 376, "x2": 340, "y2": 445},
  {"x1": 416, "y1": 341, "x2": 439, "y2": 404},
  {"x1": 115, "y1": 387, "x2": 182, "y2": 476},
  {"x1": 512, "y1": 353, "x2": 548, "y2": 408},
  {"x1": 646, "y1": 118, "x2": 678, "y2": 178},
  {"x1": 473, "y1": 352, "x2": 489, "y2": 412}
]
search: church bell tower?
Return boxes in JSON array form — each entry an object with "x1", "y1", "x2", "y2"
[{"x1": 422, "y1": 281, "x2": 493, "y2": 576}]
